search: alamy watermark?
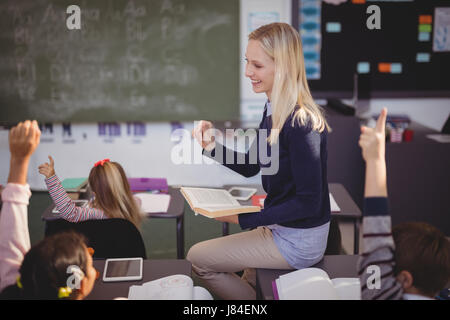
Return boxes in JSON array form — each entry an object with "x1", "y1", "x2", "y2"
[
  {"x1": 366, "y1": 265, "x2": 381, "y2": 290},
  {"x1": 170, "y1": 123, "x2": 280, "y2": 176}
]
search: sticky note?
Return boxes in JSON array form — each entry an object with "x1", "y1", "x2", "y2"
[
  {"x1": 352, "y1": 0, "x2": 365, "y2": 4},
  {"x1": 419, "y1": 15, "x2": 432, "y2": 24},
  {"x1": 304, "y1": 51, "x2": 320, "y2": 60},
  {"x1": 390, "y1": 63, "x2": 402, "y2": 74},
  {"x1": 378, "y1": 63, "x2": 391, "y2": 73},
  {"x1": 416, "y1": 53, "x2": 431, "y2": 63},
  {"x1": 357, "y1": 62, "x2": 370, "y2": 74},
  {"x1": 418, "y1": 24, "x2": 432, "y2": 33},
  {"x1": 326, "y1": 22, "x2": 341, "y2": 33},
  {"x1": 418, "y1": 32, "x2": 431, "y2": 41}
]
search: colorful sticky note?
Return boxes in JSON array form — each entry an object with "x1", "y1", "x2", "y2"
[
  {"x1": 418, "y1": 32, "x2": 431, "y2": 41},
  {"x1": 378, "y1": 63, "x2": 391, "y2": 73},
  {"x1": 390, "y1": 63, "x2": 402, "y2": 74},
  {"x1": 416, "y1": 53, "x2": 431, "y2": 63},
  {"x1": 418, "y1": 24, "x2": 432, "y2": 33},
  {"x1": 357, "y1": 62, "x2": 370, "y2": 74},
  {"x1": 326, "y1": 22, "x2": 341, "y2": 33},
  {"x1": 419, "y1": 15, "x2": 432, "y2": 24}
]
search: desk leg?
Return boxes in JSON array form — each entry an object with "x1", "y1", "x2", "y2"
[
  {"x1": 353, "y1": 219, "x2": 360, "y2": 255},
  {"x1": 222, "y1": 222, "x2": 229, "y2": 236},
  {"x1": 177, "y1": 215, "x2": 184, "y2": 259}
]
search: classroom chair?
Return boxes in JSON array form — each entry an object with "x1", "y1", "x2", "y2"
[{"x1": 44, "y1": 218, "x2": 147, "y2": 259}]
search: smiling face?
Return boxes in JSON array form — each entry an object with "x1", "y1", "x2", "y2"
[{"x1": 245, "y1": 39, "x2": 275, "y2": 100}]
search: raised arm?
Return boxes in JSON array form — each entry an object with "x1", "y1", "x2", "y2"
[
  {"x1": 39, "y1": 156, "x2": 106, "y2": 222},
  {"x1": 357, "y1": 108, "x2": 404, "y2": 300},
  {"x1": 193, "y1": 120, "x2": 261, "y2": 178},
  {"x1": 0, "y1": 121, "x2": 40, "y2": 291}
]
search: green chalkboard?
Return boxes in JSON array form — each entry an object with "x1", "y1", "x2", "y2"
[{"x1": 0, "y1": 0, "x2": 239, "y2": 122}]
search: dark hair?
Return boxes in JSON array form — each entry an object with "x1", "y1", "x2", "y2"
[
  {"x1": 18, "y1": 231, "x2": 88, "y2": 300},
  {"x1": 393, "y1": 222, "x2": 450, "y2": 297}
]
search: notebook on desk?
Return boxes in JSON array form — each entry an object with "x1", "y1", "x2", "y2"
[{"x1": 128, "y1": 178, "x2": 168, "y2": 193}]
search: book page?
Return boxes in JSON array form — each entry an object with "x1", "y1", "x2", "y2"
[
  {"x1": 278, "y1": 268, "x2": 339, "y2": 300},
  {"x1": 182, "y1": 187, "x2": 239, "y2": 207},
  {"x1": 331, "y1": 278, "x2": 361, "y2": 300}
]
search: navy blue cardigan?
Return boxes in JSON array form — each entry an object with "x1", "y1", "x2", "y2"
[{"x1": 204, "y1": 106, "x2": 330, "y2": 230}]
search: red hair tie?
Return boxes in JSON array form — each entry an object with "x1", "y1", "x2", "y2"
[{"x1": 94, "y1": 158, "x2": 110, "y2": 167}]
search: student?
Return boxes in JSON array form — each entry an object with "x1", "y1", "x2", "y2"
[
  {"x1": 188, "y1": 23, "x2": 331, "y2": 300},
  {"x1": 38, "y1": 156, "x2": 142, "y2": 228},
  {"x1": 0, "y1": 121, "x2": 97, "y2": 299},
  {"x1": 358, "y1": 108, "x2": 450, "y2": 300}
]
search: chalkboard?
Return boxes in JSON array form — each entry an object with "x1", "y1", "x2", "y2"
[{"x1": 0, "y1": 0, "x2": 239, "y2": 122}]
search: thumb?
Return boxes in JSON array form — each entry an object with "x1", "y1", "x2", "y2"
[
  {"x1": 376, "y1": 108, "x2": 387, "y2": 133},
  {"x1": 48, "y1": 155, "x2": 54, "y2": 167}
]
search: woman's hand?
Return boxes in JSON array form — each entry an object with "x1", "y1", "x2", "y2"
[
  {"x1": 215, "y1": 214, "x2": 239, "y2": 224},
  {"x1": 192, "y1": 120, "x2": 216, "y2": 151},
  {"x1": 38, "y1": 155, "x2": 56, "y2": 179},
  {"x1": 359, "y1": 108, "x2": 387, "y2": 163}
]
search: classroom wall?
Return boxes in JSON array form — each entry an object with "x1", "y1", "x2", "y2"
[{"x1": 0, "y1": 122, "x2": 260, "y2": 190}]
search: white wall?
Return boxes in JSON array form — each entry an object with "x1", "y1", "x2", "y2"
[
  {"x1": 0, "y1": 122, "x2": 260, "y2": 190},
  {"x1": 357, "y1": 98, "x2": 450, "y2": 131}
]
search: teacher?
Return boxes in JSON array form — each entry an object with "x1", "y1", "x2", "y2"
[{"x1": 187, "y1": 23, "x2": 331, "y2": 300}]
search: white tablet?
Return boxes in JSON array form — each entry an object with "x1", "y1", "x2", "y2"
[
  {"x1": 102, "y1": 257, "x2": 143, "y2": 282},
  {"x1": 228, "y1": 187, "x2": 257, "y2": 201}
]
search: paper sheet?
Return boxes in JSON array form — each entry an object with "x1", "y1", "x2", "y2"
[
  {"x1": 134, "y1": 193, "x2": 171, "y2": 213},
  {"x1": 329, "y1": 193, "x2": 341, "y2": 212}
]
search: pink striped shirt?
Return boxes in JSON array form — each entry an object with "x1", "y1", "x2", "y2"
[{"x1": 45, "y1": 175, "x2": 107, "y2": 222}]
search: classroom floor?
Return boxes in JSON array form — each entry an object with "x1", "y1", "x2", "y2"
[{"x1": 28, "y1": 191, "x2": 360, "y2": 258}]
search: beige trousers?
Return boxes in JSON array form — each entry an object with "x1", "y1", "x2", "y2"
[{"x1": 186, "y1": 226, "x2": 293, "y2": 300}]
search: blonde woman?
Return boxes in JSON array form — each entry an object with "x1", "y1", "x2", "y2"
[
  {"x1": 38, "y1": 157, "x2": 143, "y2": 229},
  {"x1": 188, "y1": 23, "x2": 331, "y2": 299}
]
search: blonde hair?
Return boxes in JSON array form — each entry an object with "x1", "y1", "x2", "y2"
[
  {"x1": 88, "y1": 161, "x2": 143, "y2": 229},
  {"x1": 249, "y1": 22, "x2": 330, "y2": 144}
]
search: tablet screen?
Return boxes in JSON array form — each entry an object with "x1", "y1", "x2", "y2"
[{"x1": 105, "y1": 260, "x2": 142, "y2": 278}]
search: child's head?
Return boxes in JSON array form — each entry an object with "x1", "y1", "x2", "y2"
[
  {"x1": 88, "y1": 160, "x2": 142, "y2": 228},
  {"x1": 393, "y1": 222, "x2": 450, "y2": 297},
  {"x1": 19, "y1": 231, "x2": 97, "y2": 300}
]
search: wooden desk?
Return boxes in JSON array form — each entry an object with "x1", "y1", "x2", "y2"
[
  {"x1": 87, "y1": 259, "x2": 191, "y2": 300},
  {"x1": 42, "y1": 186, "x2": 186, "y2": 259},
  {"x1": 256, "y1": 255, "x2": 359, "y2": 300},
  {"x1": 222, "y1": 183, "x2": 362, "y2": 254}
]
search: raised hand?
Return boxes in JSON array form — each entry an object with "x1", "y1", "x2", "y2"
[
  {"x1": 8, "y1": 120, "x2": 41, "y2": 184},
  {"x1": 192, "y1": 120, "x2": 216, "y2": 151},
  {"x1": 9, "y1": 120, "x2": 41, "y2": 161},
  {"x1": 38, "y1": 155, "x2": 56, "y2": 179},
  {"x1": 359, "y1": 108, "x2": 388, "y2": 198},
  {"x1": 359, "y1": 108, "x2": 387, "y2": 163}
]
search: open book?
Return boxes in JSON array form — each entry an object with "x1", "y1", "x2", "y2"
[
  {"x1": 180, "y1": 187, "x2": 261, "y2": 218},
  {"x1": 128, "y1": 274, "x2": 213, "y2": 300},
  {"x1": 273, "y1": 268, "x2": 360, "y2": 300}
]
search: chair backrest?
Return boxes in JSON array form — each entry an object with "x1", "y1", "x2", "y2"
[
  {"x1": 45, "y1": 218, "x2": 147, "y2": 259},
  {"x1": 324, "y1": 216, "x2": 343, "y2": 255}
]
